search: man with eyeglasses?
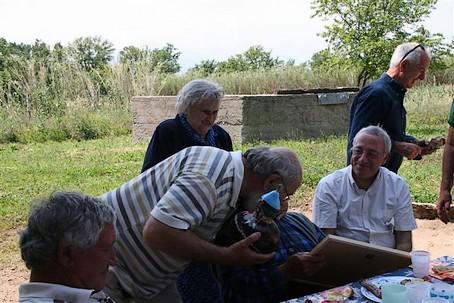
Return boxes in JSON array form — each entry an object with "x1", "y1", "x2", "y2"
[
  {"x1": 101, "y1": 145, "x2": 303, "y2": 303},
  {"x1": 347, "y1": 42, "x2": 434, "y2": 173},
  {"x1": 215, "y1": 171, "x2": 327, "y2": 302},
  {"x1": 313, "y1": 126, "x2": 417, "y2": 252}
]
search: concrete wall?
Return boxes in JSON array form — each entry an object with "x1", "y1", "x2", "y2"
[{"x1": 132, "y1": 92, "x2": 356, "y2": 144}]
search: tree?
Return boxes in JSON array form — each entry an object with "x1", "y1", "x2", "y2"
[
  {"x1": 119, "y1": 45, "x2": 148, "y2": 63},
  {"x1": 311, "y1": 0, "x2": 452, "y2": 86},
  {"x1": 148, "y1": 43, "x2": 181, "y2": 74},
  {"x1": 68, "y1": 36, "x2": 114, "y2": 71},
  {"x1": 217, "y1": 45, "x2": 284, "y2": 73},
  {"x1": 189, "y1": 59, "x2": 219, "y2": 76},
  {"x1": 119, "y1": 44, "x2": 181, "y2": 74},
  {"x1": 30, "y1": 40, "x2": 51, "y2": 60}
]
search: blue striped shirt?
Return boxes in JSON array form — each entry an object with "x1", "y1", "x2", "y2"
[{"x1": 101, "y1": 146, "x2": 244, "y2": 299}]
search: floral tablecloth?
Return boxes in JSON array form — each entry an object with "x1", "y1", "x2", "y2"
[{"x1": 282, "y1": 256, "x2": 454, "y2": 303}]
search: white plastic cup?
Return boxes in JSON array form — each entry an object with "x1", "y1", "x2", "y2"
[
  {"x1": 407, "y1": 282, "x2": 431, "y2": 303},
  {"x1": 411, "y1": 250, "x2": 431, "y2": 278}
]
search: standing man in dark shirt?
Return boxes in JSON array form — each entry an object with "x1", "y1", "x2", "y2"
[{"x1": 347, "y1": 42, "x2": 433, "y2": 173}]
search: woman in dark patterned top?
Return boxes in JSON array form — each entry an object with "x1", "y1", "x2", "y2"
[
  {"x1": 140, "y1": 79, "x2": 233, "y2": 303},
  {"x1": 141, "y1": 79, "x2": 233, "y2": 173}
]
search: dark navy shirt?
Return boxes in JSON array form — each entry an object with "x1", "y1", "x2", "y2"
[
  {"x1": 141, "y1": 115, "x2": 233, "y2": 172},
  {"x1": 347, "y1": 73, "x2": 415, "y2": 173},
  {"x1": 217, "y1": 212, "x2": 326, "y2": 303}
]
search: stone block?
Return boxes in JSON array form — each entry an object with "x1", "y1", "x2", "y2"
[{"x1": 132, "y1": 92, "x2": 356, "y2": 144}]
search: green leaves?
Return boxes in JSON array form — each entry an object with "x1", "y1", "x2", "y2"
[
  {"x1": 119, "y1": 43, "x2": 181, "y2": 74},
  {"x1": 68, "y1": 36, "x2": 114, "y2": 71},
  {"x1": 310, "y1": 0, "x2": 451, "y2": 86},
  {"x1": 190, "y1": 45, "x2": 285, "y2": 74}
]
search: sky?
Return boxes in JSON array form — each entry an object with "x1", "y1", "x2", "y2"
[{"x1": 0, "y1": 0, "x2": 453, "y2": 71}]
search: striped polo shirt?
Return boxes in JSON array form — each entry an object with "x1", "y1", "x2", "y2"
[{"x1": 101, "y1": 146, "x2": 244, "y2": 299}]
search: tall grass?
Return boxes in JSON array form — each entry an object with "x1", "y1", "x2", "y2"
[{"x1": 1, "y1": 59, "x2": 454, "y2": 144}]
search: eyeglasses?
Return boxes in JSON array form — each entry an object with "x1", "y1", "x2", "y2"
[
  {"x1": 275, "y1": 171, "x2": 292, "y2": 202},
  {"x1": 399, "y1": 44, "x2": 425, "y2": 64},
  {"x1": 351, "y1": 147, "x2": 384, "y2": 160}
]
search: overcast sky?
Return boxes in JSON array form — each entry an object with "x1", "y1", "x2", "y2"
[{"x1": 1, "y1": 0, "x2": 453, "y2": 71}]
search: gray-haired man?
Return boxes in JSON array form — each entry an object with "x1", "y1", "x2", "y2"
[
  {"x1": 314, "y1": 126, "x2": 417, "y2": 251},
  {"x1": 19, "y1": 192, "x2": 117, "y2": 303},
  {"x1": 347, "y1": 42, "x2": 435, "y2": 173},
  {"x1": 102, "y1": 145, "x2": 302, "y2": 302}
]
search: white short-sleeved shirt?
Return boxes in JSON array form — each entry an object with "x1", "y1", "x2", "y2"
[
  {"x1": 19, "y1": 282, "x2": 109, "y2": 302},
  {"x1": 101, "y1": 146, "x2": 244, "y2": 299},
  {"x1": 312, "y1": 165, "x2": 417, "y2": 248}
]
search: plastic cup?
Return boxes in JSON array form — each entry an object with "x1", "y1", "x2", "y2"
[
  {"x1": 411, "y1": 250, "x2": 431, "y2": 278},
  {"x1": 407, "y1": 282, "x2": 431, "y2": 303},
  {"x1": 382, "y1": 284, "x2": 409, "y2": 303}
]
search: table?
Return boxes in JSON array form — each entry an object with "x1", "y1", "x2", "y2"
[{"x1": 282, "y1": 256, "x2": 454, "y2": 303}]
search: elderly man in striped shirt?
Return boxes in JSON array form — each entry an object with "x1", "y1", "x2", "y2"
[{"x1": 101, "y1": 145, "x2": 302, "y2": 303}]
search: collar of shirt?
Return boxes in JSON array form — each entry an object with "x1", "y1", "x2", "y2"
[
  {"x1": 229, "y1": 151, "x2": 244, "y2": 208},
  {"x1": 380, "y1": 73, "x2": 407, "y2": 95},
  {"x1": 347, "y1": 165, "x2": 383, "y2": 192},
  {"x1": 19, "y1": 282, "x2": 106, "y2": 303}
]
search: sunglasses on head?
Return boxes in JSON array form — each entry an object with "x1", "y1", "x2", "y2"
[{"x1": 399, "y1": 44, "x2": 425, "y2": 64}]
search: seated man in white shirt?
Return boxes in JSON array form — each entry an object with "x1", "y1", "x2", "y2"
[
  {"x1": 312, "y1": 125, "x2": 416, "y2": 251},
  {"x1": 18, "y1": 192, "x2": 117, "y2": 303}
]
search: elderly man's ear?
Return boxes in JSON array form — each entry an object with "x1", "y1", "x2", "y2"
[
  {"x1": 382, "y1": 154, "x2": 389, "y2": 166},
  {"x1": 57, "y1": 240, "x2": 76, "y2": 267}
]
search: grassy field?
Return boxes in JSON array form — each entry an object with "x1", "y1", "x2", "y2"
[{"x1": 0, "y1": 133, "x2": 447, "y2": 232}]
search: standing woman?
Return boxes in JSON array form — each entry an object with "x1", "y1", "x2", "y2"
[
  {"x1": 141, "y1": 79, "x2": 233, "y2": 172},
  {"x1": 140, "y1": 79, "x2": 232, "y2": 303}
]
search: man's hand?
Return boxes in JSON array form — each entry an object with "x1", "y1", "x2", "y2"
[
  {"x1": 279, "y1": 252, "x2": 326, "y2": 281},
  {"x1": 418, "y1": 137, "x2": 446, "y2": 156},
  {"x1": 394, "y1": 141, "x2": 422, "y2": 160},
  {"x1": 144, "y1": 217, "x2": 273, "y2": 266},
  {"x1": 222, "y1": 232, "x2": 275, "y2": 266},
  {"x1": 437, "y1": 190, "x2": 452, "y2": 224}
]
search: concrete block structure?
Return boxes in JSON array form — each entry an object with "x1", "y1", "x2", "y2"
[{"x1": 132, "y1": 91, "x2": 357, "y2": 144}]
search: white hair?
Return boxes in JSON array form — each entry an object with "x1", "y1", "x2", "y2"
[
  {"x1": 389, "y1": 42, "x2": 431, "y2": 68},
  {"x1": 243, "y1": 147, "x2": 301, "y2": 185},
  {"x1": 175, "y1": 79, "x2": 224, "y2": 114},
  {"x1": 353, "y1": 125, "x2": 392, "y2": 155}
]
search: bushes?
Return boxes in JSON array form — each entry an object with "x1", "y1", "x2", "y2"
[{"x1": 0, "y1": 104, "x2": 130, "y2": 144}]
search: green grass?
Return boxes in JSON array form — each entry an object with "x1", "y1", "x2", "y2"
[
  {"x1": 0, "y1": 130, "x2": 447, "y2": 233},
  {"x1": 0, "y1": 137, "x2": 145, "y2": 230}
]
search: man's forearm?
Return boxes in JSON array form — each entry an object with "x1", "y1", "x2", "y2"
[
  {"x1": 143, "y1": 216, "x2": 229, "y2": 264},
  {"x1": 440, "y1": 128, "x2": 454, "y2": 193},
  {"x1": 143, "y1": 216, "x2": 274, "y2": 266},
  {"x1": 394, "y1": 231, "x2": 412, "y2": 252},
  {"x1": 392, "y1": 140, "x2": 422, "y2": 160}
]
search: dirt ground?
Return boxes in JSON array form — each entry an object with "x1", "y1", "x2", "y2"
[{"x1": 1, "y1": 218, "x2": 453, "y2": 302}]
